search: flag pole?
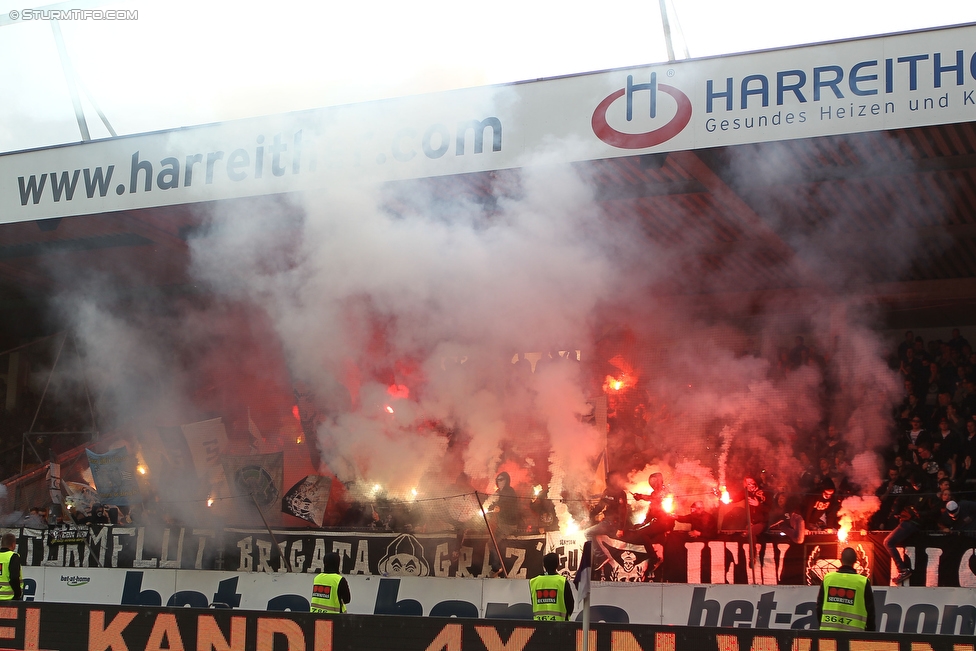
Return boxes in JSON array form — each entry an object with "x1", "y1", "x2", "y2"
[
  {"x1": 475, "y1": 490, "x2": 507, "y2": 578},
  {"x1": 251, "y1": 492, "x2": 292, "y2": 572},
  {"x1": 577, "y1": 539, "x2": 593, "y2": 651},
  {"x1": 581, "y1": 585, "x2": 591, "y2": 651},
  {"x1": 744, "y1": 479, "x2": 757, "y2": 583}
]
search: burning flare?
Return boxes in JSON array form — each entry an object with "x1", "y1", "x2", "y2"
[
  {"x1": 603, "y1": 375, "x2": 628, "y2": 392},
  {"x1": 563, "y1": 516, "x2": 580, "y2": 535},
  {"x1": 662, "y1": 494, "x2": 675, "y2": 514},
  {"x1": 838, "y1": 514, "x2": 852, "y2": 542}
]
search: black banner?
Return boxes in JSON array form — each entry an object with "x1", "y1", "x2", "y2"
[
  {"x1": 0, "y1": 602, "x2": 966, "y2": 651},
  {"x1": 15, "y1": 526, "x2": 543, "y2": 578},
  {"x1": 16, "y1": 525, "x2": 976, "y2": 586}
]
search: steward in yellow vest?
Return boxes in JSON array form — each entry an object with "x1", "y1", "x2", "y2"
[
  {"x1": 529, "y1": 553, "x2": 574, "y2": 621},
  {"x1": 0, "y1": 533, "x2": 22, "y2": 601},
  {"x1": 816, "y1": 547, "x2": 875, "y2": 632},
  {"x1": 310, "y1": 552, "x2": 350, "y2": 614}
]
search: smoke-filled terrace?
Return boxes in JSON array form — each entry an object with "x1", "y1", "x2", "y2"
[{"x1": 1, "y1": 121, "x2": 975, "y2": 537}]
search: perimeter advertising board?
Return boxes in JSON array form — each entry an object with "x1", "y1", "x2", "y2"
[
  {"x1": 17, "y1": 568, "x2": 976, "y2": 636},
  {"x1": 0, "y1": 603, "x2": 969, "y2": 651},
  {"x1": 2, "y1": 23, "x2": 976, "y2": 223}
]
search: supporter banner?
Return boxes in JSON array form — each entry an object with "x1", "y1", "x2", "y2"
[
  {"x1": 84, "y1": 447, "x2": 141, "y2": 506},
  {"x1": 63, "y1": 481, "x2": 98, "y2": 515},
  {"x1": 11, "y1": 524, "x2": 976, "y2": 588},
  {"x1": 181, "y1": 417, "x2": 228, "y2": 478},
  {"x1": 47, "y1": 527, "x2": 89, "y2": 546},
  {"x1": 221, "y1": 451, "x2": 284, "y2": 510},
  {"x1": 9, "y1": 525, "x2": 542, "y2": 577},
  {"x1": 4, "y1": 24, "x2": 976, "y2": 224},
  {"x1": 7, "y1": 587, "x2": 975, "y2": 643},
  {"x1": 226, "y1": 529, "x2": 542, "y2": 578},
  {"x1": 281, "y1": 475, "x2": 332, "y2": 526}
]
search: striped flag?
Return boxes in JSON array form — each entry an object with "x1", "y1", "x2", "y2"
[{"x1": 574, "y1": 540, "x2": 592, "y2": 602}]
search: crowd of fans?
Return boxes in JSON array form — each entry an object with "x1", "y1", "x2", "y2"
[
  {"x1": 584, "y1": 327, "x2": 976, "y2": 572},
  {"x1": 327, "y1": 328, "x2": 976, "y2": 558},
  {"x1": 525, "y1": 328, "x2": 976, "y2": 581},
  {"x1": 5, "y1": 329, "x2": 976, "y2": 550}
]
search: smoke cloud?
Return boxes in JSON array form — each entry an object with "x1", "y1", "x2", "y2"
[{"x1": 37, "y1": 102, "x2": 941, "y2": 531}]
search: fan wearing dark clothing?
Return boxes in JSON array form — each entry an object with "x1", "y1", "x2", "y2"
[
  {"x1": 486, "y1": 472, "x2": 519, "y2": 532},
  {"x1": 804, "y1": 478, "x2": 840, "y2": 531},
  {"x1": 674, "y1": 501, "x2": 717, "y2": 539},
  {"x1": 485, "y1": 472, "x2": 519, "y2": 577},
  {"x1": 628, "y1": 472, "x2": 674, "y2": 578},
  {"x1": 588, "y1": 470, "x2": 630, "y2": 538}
]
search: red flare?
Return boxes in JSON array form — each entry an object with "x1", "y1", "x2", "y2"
[{"x1": 387, "y1": 384, "x2": 410, "y2": 399}]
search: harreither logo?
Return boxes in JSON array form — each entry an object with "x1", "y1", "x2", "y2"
[{"x1": 592, "y1": 73, "x2": 692, "y2": 149}]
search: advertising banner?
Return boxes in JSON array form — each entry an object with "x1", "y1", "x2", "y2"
[
  {"x1": 3, "y1": 24, "x2": 976, "y2": 224},
  {"x1": 16, "y1": 572, "x2": 976, "y2": 637}
]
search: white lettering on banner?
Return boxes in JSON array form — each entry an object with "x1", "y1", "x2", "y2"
[
  {"x1": 712, "y1": 541, "x2": 742, "y2": 584},
  {"x1": 435, "y1": 543, "x2": 451, "y2": 577},
  {"x1": 925, "y1": 547, "x2": 943, "y2": 587},
  {"x1": 21, "y1": 530, "x2": 43, "y2": 566},
  {"x1": 288, "y1": 540, "x2": 303, "y2": 574},
  {"x1": 64, "y1": 543, "x2": 83, "y2": 568},
  {"x1": 686, "y1": 542, "x2": 705, "y2": 583},
  {"x1": 237, "y1": 536, "x2": 253, "y2": 572},
  {"x1": 480, "y1": 544, "x2": 493, "y2": 577},
  {"x1": 159, "y1": 528, "x2": 184, "y2": 569},
  {"x1": 456, "y1": 546, "x2": 475, "y2": 578},
  {"x1": 692, "y1": 541, "x2": 790, "y2": 585},
  {"x1": 112, "y1": 528, "x2": 135, "y2": 569},
  {"x1": 255, "y1": 540, "x2": 275, "y2": 574},
  {"x1": 506, "y1": 548, "x2": 527, "y2": 579},
  {"x1": 132, "y1": 527, "x2": 158, "y2": 568},
  {"x1": 961, "y1": 549, "x2": 976, "y2": 588},
  {"x1": 90, "y1": 527, "x2": 109, "y2": 568},
  {"x1": 253, "y1": 539, "x2": 292, "y2": 573},
  {"x1": 193, "y1": 529, "x2": 215, "y2": 570},
  {"x1": 353, "y1": 540, "x2": 370, "y2": 575},
  {"x1": 332, "y1": 541, "x2": 352, "y2": 570},
  {"x1": 305, "y1": 539, "x2": 326, "y2": 573},
  {"x1": 41, "y1": 544, "x2": 63, "y2": 567}
]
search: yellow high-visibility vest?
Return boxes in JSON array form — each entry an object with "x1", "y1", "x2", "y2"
[
  {"x1": 820, "y1": 571, "x2": 870, "y2": 632},
  {"x1": 310, "y1": 573, "x2": 344, "y2": 614},
  {"x1": 529, "y1": 574, "x2": 568, "y2": 621},
  {"x1": 0, "y1": 551, "x2": 16, "y2": 601}
]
